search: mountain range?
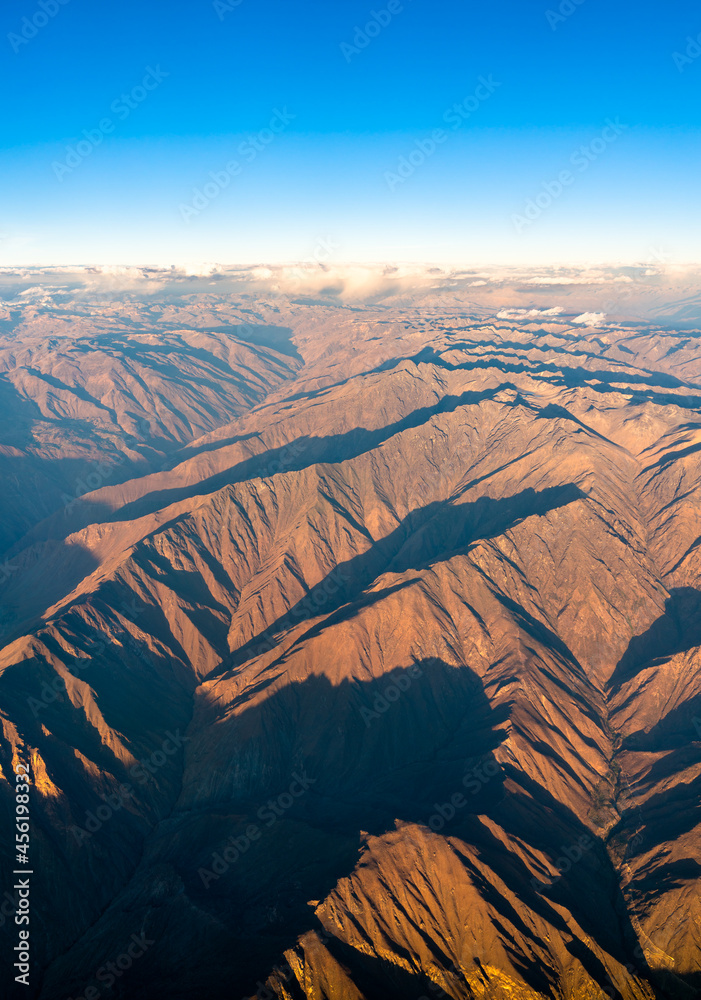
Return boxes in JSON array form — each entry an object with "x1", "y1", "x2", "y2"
[{"x1": 0, "y1": 281, "x2": 700, "y2": 999}]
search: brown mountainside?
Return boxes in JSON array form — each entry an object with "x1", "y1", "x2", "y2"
[{"x1": 0, "y1": 300, "x2": 700, "y2": 999}]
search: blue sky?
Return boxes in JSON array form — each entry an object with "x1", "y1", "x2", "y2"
[{"x1": 1, "y1": 0, "x2": 699, "y2": 266}]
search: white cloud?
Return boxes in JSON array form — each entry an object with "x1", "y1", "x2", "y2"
[
  {"x1": 0, "y1": 264, "x2": 698, "y2": 323},
  {"x1": 496, "y1": 307, "x2": 563, "y2": 319},
  {"x1": 572, "y1": 312, "x2": 606, "y2": 327}
]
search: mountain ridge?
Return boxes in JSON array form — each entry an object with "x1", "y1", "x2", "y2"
[{"x1": 0, "y1": 299, "x2": 700, "y2": 998}]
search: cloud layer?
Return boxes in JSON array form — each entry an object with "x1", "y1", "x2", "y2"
[{"x1": 0, "y1": 262, "x2": 700, "y2": 326}]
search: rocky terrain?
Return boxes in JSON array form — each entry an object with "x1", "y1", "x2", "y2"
[
  {"x1": 0, "y1": 278, "x2": 700, "y2": 999},
  {"x1": 0, "y1": 296, "x2": 301, "y2": 556}
]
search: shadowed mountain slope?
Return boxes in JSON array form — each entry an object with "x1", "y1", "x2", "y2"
[{"x1": 0, "y1": 300, "x2": 700, "y2": 999}]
